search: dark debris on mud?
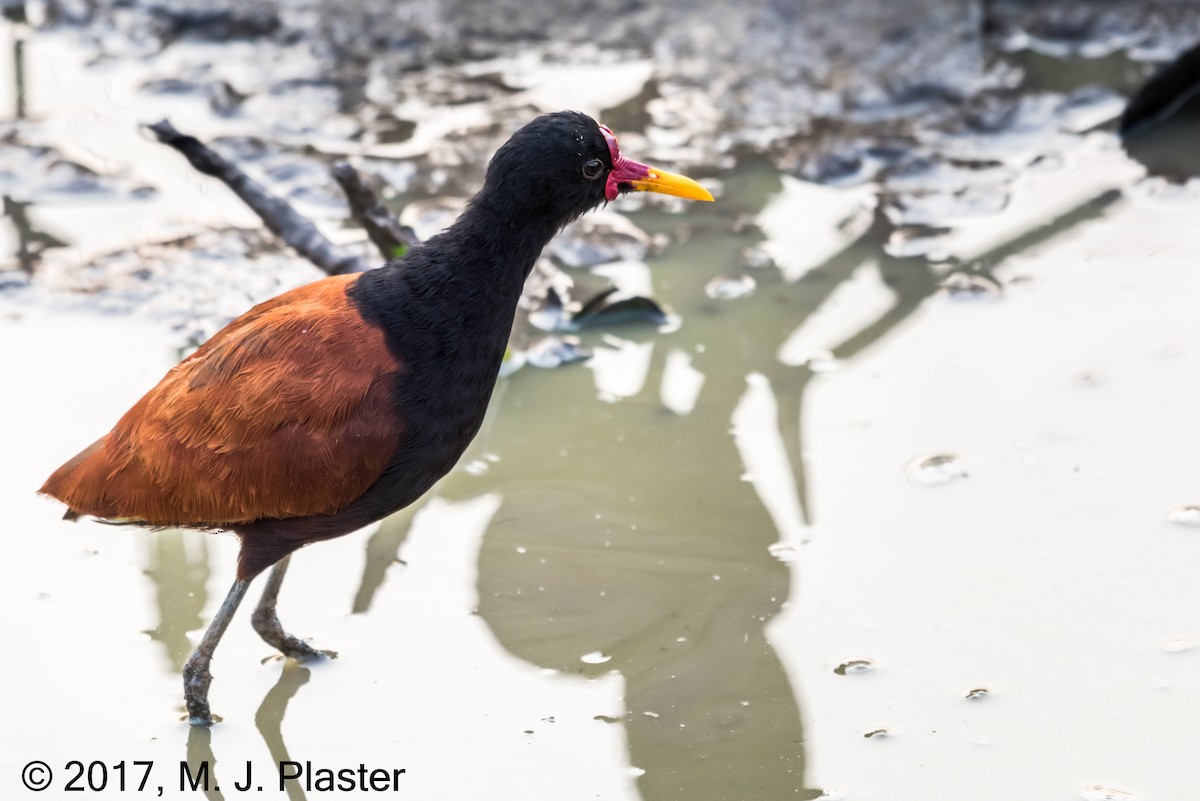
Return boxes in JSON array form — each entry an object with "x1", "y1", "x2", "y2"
[
  {"x1": 38, "y1": 0, "x2": 1200, "y2": 164},
  {"x1": 5, "y1": 0, "x2": 1200, "y2": 354}
]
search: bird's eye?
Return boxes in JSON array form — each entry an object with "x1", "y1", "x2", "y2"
[{"x1": 582, "y1": 159, "x2": 604, "y2": 180}]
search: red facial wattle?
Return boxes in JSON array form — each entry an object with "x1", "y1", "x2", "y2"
[
  {"x1": 599, "y1": 124, "x2": 649, "y2": 202},
  {"x1": 597, "y1": 123, "x2": 714, "y2": 203}
]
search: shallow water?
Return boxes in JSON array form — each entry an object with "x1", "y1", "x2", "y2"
[{"x1": 4, "y1": 11, "x2": 1200, "y2": 801}]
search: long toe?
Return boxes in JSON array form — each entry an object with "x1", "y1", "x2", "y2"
[
  {"x1": 276, "y1": 635, "x2": 323, "y2": 662},
  {"x1": 252, "y1": 612, "x2": 325, "y2": 661}
]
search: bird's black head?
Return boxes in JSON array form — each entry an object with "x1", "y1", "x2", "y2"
[{"x1": 478, "y1": 111, "x2": 712, "y2": 230}]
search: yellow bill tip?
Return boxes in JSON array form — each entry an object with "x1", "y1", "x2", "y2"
[{"x1": 627, "y1": 168, "x2": 714, "y2": 202}]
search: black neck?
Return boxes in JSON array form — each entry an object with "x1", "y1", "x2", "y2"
[
  {"x1": 347, "y1": 193, "x2": 562, "y2": 370},
  {"x1": 429, "y1": 196, "x2": 560, "y2": 309}
]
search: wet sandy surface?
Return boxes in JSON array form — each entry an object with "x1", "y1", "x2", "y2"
[{"x1": 4, "y1": 5, "x2": 1200, "y2": 800}]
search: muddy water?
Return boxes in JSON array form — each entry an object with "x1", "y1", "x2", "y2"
[{"x1": 4, "y1": 14, "x2": 1200, "y2": 801}]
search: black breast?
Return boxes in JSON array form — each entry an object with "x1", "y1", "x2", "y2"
[{"x1": 292, "y1": 258, "x2": 502, "y2": 517}]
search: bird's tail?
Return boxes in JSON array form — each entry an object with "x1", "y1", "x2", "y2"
[{"x1": 40, "y1": 435, "x2": 120, "y2": 521}]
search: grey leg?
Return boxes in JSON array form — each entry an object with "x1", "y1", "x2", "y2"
[
  {"x1": 250, "y1": 555, "x2": 322, "y2": 661},
  {"x1": 183, "y1": 577, "x2": 250, "y2": 726}
]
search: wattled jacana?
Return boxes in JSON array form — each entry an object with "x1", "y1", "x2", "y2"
[{"x1": 40, "y1": 111, "x2": 713, "y2": 725}]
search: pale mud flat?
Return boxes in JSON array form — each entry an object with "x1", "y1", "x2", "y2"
[
  {"x1": 772, "y1": 177, "x2": 1200, "y2": 799},
  {"x1": 4, "y1": 18, "x2": 1200, "y2": 801}
]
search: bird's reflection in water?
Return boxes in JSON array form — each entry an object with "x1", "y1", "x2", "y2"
[
  {"x1": 352, "y1": 504, "x2": 419, "y2": 614},
  {"x1": 255, "y1": 662, "x2": 313, "y2": 801},
  {"x1": 184, "y1": 726, "x2": 225, "y2": 801},
  {"x1": 143, "y1": 530, "x2": 213, "y2": 671},
  {"x1": 183, "y1": 663, "x2": 312, "y2": 801},
  {"x1": 477, "y1": 483, "x2": 815, "y2": 799}
]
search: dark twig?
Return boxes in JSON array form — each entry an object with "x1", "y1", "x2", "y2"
[
  {"x1": 332, "y1": 162, "x2": 420, "y2": 262},
  {"x1": 147, "y1": 119, "x2": 369, "y2": 275}
]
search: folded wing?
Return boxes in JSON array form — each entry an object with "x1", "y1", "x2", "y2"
[{"x1": 41, "y1": 274, "x2": 405, "y2": 526}]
